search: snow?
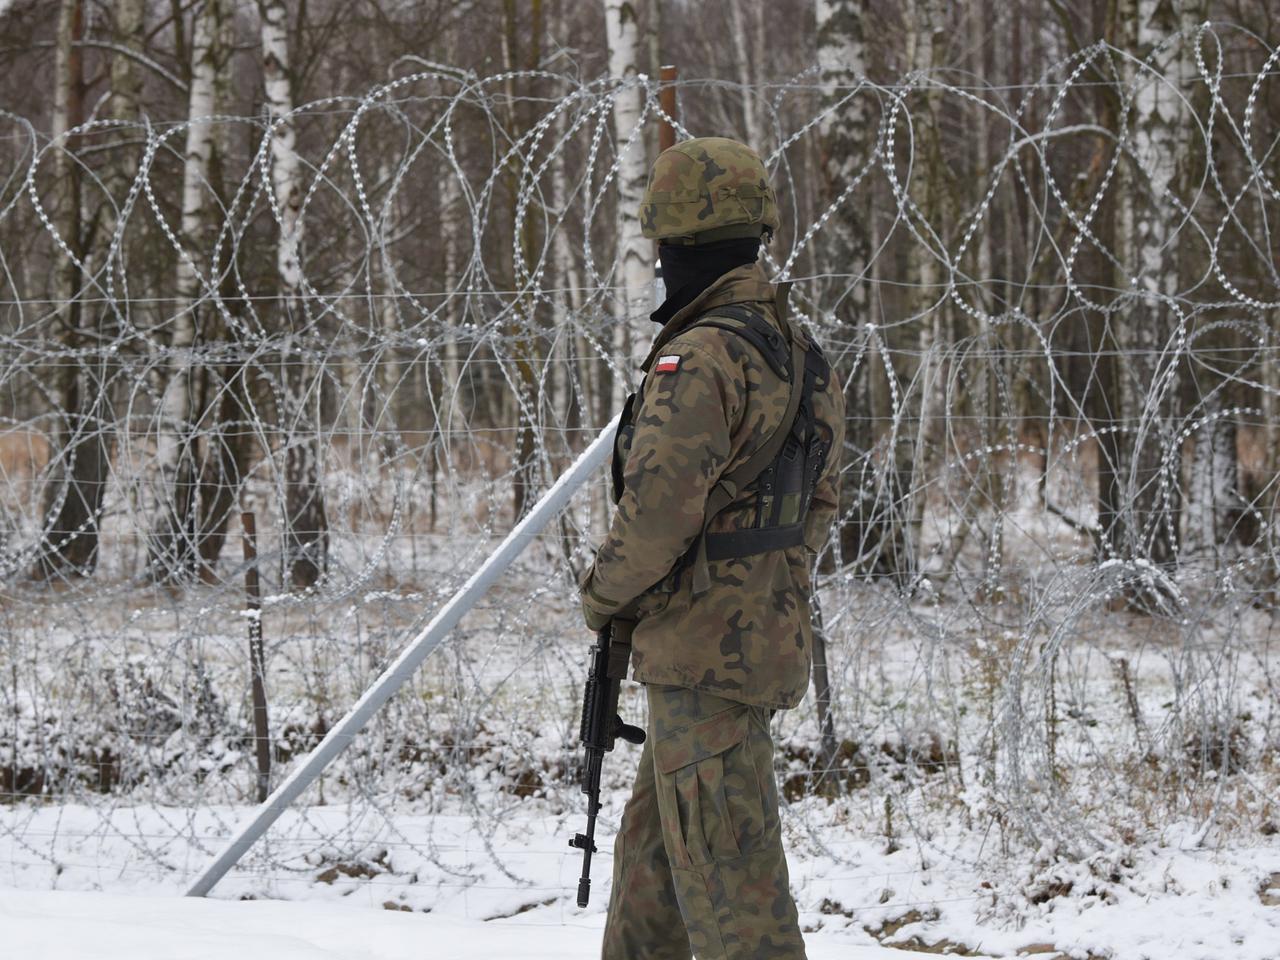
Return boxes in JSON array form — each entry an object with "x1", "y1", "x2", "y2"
[
  {"x1": 0, "y1": 888, "x2": 962, "y2": 960},
  {"x1": 3, "y1": 804, "x2": 1278, "y2": 958}
]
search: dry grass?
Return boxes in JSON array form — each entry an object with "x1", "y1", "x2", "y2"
[{"x1": 0, "y1": 429, "x2": 48, "y2": 481}]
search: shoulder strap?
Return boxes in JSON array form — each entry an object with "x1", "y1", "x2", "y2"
[
  {"x1": 692, "y1": 305, "x2": 790, "y2": 380},
  {"x1": 689, "y1": 281, "x2": 805, "y2": 595}
]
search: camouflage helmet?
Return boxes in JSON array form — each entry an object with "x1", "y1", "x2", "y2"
[{"x1": 639, "y1": 137, "x2": 779, "y2": 244}]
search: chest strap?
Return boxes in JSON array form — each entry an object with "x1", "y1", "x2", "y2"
[{"x1": 703, "y1": 522, "x2": 806, "y2": 561}]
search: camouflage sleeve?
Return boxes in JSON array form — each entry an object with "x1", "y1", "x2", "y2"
[
  {"x1": 580, "y1": 337, "x2": 743, "y2": 617},
  {"x1": 804, "y1": 387, "x2": 845, "y2": 554}
]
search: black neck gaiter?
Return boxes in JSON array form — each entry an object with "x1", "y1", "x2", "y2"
[{"x1": 651, "y1": 237, "x2": 761, "y2": 327}]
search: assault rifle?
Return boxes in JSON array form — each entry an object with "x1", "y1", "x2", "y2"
[{"x1": 569, "y1": 617, "x2": 645, "y2": 908}]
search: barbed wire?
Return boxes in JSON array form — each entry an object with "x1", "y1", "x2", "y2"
[{"x1": 1, "y1": 24, "x2": 1278, "y2": 919}]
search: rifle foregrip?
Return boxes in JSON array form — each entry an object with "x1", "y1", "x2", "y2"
[{"x1": 616, "y1": 720, "x2": 646, "y2": 745}]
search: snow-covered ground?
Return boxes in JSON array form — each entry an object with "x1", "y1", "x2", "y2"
[
  {"x1": 3, "y1": 804, "x2": 1278, "y2": 958},
  {"x1": 1, "y1": 888, "x2": 974, "y2": 960}
]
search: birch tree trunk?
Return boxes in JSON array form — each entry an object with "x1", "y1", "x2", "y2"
[
  {"x1": 903, "y1": 0, "x2": 947, "y2": 586},
  {"x1": 810, "y1": 0, "x2": 874, "y2": 791},
  {"x1": 192, "y1": 1, "x2": 248, "y2": 579},
  {"x1": 149, "y1": 0, "x2": 226, "y2": 581},
  {"x1": 260, "y1": 0, "x2": 327, "y2": 589},
  {"x1": 815, "y1": 0, "x2": 908, "y2": 580},
  {"x1": 603, "y1": 0, "x2": 653, "y2": 415},
  {"x1": 1114, "y1": 0, "x2": 1190, "y2": 588}
]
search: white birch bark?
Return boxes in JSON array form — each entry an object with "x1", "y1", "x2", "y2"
[
  {"x1": 259, "y1": 0, "x2": 325, "y2": 587},
  {"x1": 905, "y1": 0, "x2": 946, "y2": 581},
  {"x1": 815, "y1": 0, "x2": 870, "y2": 308},
  {"x1": 603, "y1": 0, "x2": 652, "y2": 415},
  {"x1": 150, "y1": 0, "x2": 225, "y2": 577},
  {"x1": 260, "y1": 0, "x2": 303, "y2": 300},
  {"x1": 1118, "y1": 0, "x2": 1191, "y2": 569},
  {"x1": 816, "y1": 0, "x2": 897, "y2": 571},
  {"x1": 1126, "y1": 0, "x2": 1184, "y2": 334}
]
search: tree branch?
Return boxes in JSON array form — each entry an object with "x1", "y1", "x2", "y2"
[
  {"x1": 1043, "y1": 497, "x2": 1102, "y2": 548},
  {"x1": 18, "y1": 39, "x2": 190, "y2": 93}
]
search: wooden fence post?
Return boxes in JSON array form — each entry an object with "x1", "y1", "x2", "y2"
[
  {"x1": 810, "y1": 594, "x2": 841, "y2": 796},
  {"x1": 241, "y1": 511, "x2": 272, "y2": 803},
  {"x1": 659, "y1": 64, "x2": 678, "y2": 152}
]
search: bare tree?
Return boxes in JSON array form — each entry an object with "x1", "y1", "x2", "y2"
[
  {"x1": 1110, "y1": 0, "x2": 1197, "y2": 590},
  {"x1": 901, "y1": 0, "x2": 948, "y2": 585},
  {"x1": 603, "y1": 0, "x2": 652, "y2": 414},
  {"x1": 1172, "y1": 7, "x2": 1248, "y2": 576},
  {"x1": 33, "y1": 0, "x2": 144, "y2": 580},
  {"x1": 504, "y1": 0, "x2": 548, "y2": 521},
  {"x1": 149, "y1": 0, "x2": 229, "y2": 581},
  {"x1": 259, "y1": 0, "x2": 327, "y2": 588},
  {"x1": 815, "y1": 0, "x2": 910, "y2": 582},
  {"x1": 31, "y1": 0, "x2": 86, "y2": 580}
]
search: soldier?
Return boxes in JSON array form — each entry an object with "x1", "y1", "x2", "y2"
[{"x1": 578, "y1": 137, "x2": 845, "y2": 960}]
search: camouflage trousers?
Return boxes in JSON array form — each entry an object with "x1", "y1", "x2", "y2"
[{"x1": 601, "y1": 684, "x2": 806, "y2": 960}]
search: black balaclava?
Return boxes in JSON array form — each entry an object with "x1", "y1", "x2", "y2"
[{"x1": 651, "y1": 236, "x2": 761, "y2": 327}]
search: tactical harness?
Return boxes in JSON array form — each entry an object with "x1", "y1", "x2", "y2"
[{"x1": 612, "y1": 282, "x2": 832, "y2": 597}]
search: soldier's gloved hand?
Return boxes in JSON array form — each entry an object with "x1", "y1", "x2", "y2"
[{"x1": 578, "y1": 562, "x2": 623, "y2": 633}]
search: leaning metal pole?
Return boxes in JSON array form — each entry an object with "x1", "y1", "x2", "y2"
[{"x1": 186, "y1": 415, "x2": 620, "y2": 897}]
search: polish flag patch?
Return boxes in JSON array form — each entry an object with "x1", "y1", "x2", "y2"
[{"x1": 655, "y1": 354, "x2": 681, "y2": 373}]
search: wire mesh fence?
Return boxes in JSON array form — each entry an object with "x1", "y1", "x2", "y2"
[{"x1": 1, "y1": 23, "x2": 1279, "y2": 918}]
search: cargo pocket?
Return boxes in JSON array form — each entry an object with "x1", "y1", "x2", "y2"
[{"x1": 653, "y1": 707, "x2": 751, "y2": 868}]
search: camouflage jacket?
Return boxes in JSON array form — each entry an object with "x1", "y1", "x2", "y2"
[{"x1": 579, "y1": 261, "x2": 845, "y2": 710}]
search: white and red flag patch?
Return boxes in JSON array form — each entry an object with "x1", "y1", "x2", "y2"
[{"x1": 655, "y1": 354, "x2": 681, "y2": 373}]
